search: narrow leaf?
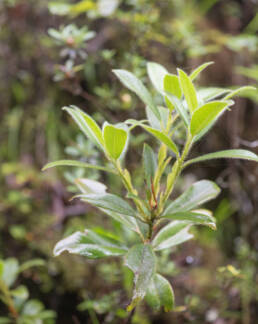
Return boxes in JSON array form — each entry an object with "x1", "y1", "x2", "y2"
[
  {"x1": 190, "y1": 62, "x2": 214, "y2": 81},
  {"x1": 163, "y1": 74, "x2": 182, "y2": 99},
  {"x1": 147, "y1": 62, "x2": 168, "y2": 93},
  {"x1": 198, "y1": 87, "x2": 231, "y2": 102},
  {"x1": 163, "y1": 180, "x2": 221, "y2": 215},
  {"x1": 223, "y1": 86, "x2": 256, "y2": 100},
  {"x1": 75, "y1": 178, "x2": 107, "y2": 195},
  {"x1": 152, "y1": 221, "x2": 193, "y2": 251},
  {"x1": 125, "y1": 244, "x2": 156, "y2": 310},
  {"x1": 190, "y1": 101, "x2": 229, "y2": 136},
  {"x1": 178, "y1": 69, "x2": 198, "y2": 113},
  {"x1": 184, "y1": 149, "x2": 258, "y2": 167},
  {"x1": 165, "y1": 93, "x2": 189, "y2": 126},
  {"x1": 146, "y1": 274, "x2": 174, "y2": 312},
  {"x1": 54, "y1": 231, "x2": 127, "y2": 258},
  {"x1": 142, "y1": 125, "x2": 179, "y2": 156},
  {"x1": 113, "y1": 69, "x2": 161, "y2": 120},
  {"x1": 77, "y1": 193, "x2": 137, "y2": 218},
  {"x1": 42, "y1": 160, "x2": 116, "y2": 174},
  {"x1": 143, "y1": 144, "x2": 157, "y2": 187},
  {"x1": 103, "y1": 123, "x2": 128, "y2": 160},
  {"x1": 162, "y1": 210, "x2": 216, "y2": 229},
  {"x1": 63, "y1": 106, "x2": 104, "y2": 149}
]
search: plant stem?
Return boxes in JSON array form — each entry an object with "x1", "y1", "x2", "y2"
[{"x1": 0, "y1": 279, "x2": 18, "y2": 319}]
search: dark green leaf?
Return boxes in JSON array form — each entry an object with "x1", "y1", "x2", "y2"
[
  {"x1": 143, "y1": 144, "x2": 157, "y2": 187},
  {"x1": 125, "y1": 244, "x2": 156, "y2": 310},
  {"x1": 77, "y1": 193, "x2": 137, "y2": 218},
  {"x1": 152, "y1": 221, "x2": 193, "y2": 251},
  {"x1": 163, "y1": 180, "x2": 220, "y2": 215}
]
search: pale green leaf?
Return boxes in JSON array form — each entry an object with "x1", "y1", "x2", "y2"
[
  {"x1": 184, "y1": 149, "x2": 258, "y2": 167},
  {"x1": 2, "y1": 258, "x2": 19, "y2": 287},
  {"x1": 190, "y1": 62, "x2": 214, "y2": 81},
  {"x1": 75, "y1": 178, "x2": 107, "y2": 194},
  {"x1": 163, "y1": 180, "x2": 221, "y2": 215},
  {"x1": 165, "y1": 93, "x2": 189, "y2": 126},
  {"x1": 223, "y1": 86, "x2": 256, "y2": 100},
  {"x1": 146, "y1": 274, "x2": 174, "y2": 312},
  {"x1": 178, "y1": 69, "x2": 198, "y2": 113},
  {"x1": 63, "y1": 106, "x2": 104, "y2": 149},
  {"x1": 152, "y1": 221, "x2": 193, "y2": 251},
  {"x1": 103, "y1": 123, "x2": 128, "y2": 160},
  {"x1": 42, "y1": 160, "x2": 116, "y2": 174},
  {"x1": 142, "y1": 125, "x2": 179, "y2": 156},
  {"x1": 198, "y1": 87, "x2": 231, "y2": 102},
  {"x1": 10, "y1": 285, "x2": 29, "y2": 300},
  {"x1": 113, "y1": 69, "x2": 161, "y2": 120},
  {"x1": 19, "y1": 259, "x2": 45, "y2": 273},
  {"x1": 147, "y1": 62, "x2": 168, "y2": 93},
  {"x1": 125, "y1": 244, "x2": 156, "y2": 310},
  {"x1": 190, "y1": 101, "x2": 230, "y2": 136},
  {"x1": 164, "y1": 74, "x2": 182, "y2": 99}
]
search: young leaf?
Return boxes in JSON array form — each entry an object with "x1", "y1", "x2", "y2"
[
  {"x1": 190, "y1": 101, "x2": 229, "y2": 136},
  {"x1": 164, "y1": 74, "x2": 182, "y2": 99},
  {"x1": 223, "y1": 86, "x2": 256, "y2": 100},
  {"x1": 147, "y1": 62, "x2": 168, "y2": 93},
  {"x1": 146, "y1": 274, "x2": 174, "y2": 312},
  {"x1": 63, "y1": 106, "x2": 104, "y2": 149},
  {"x1": 198, "y1": 88, "x2": 231, "y2": 102},
  {"x1": 184, "y1": 149, "x2": 258, "y2": 167},
  {"x1": 125, "y1": 244, "x2": 156, "y2": 311},
  {"x1": 103, "y1": 123, "x2": 128, "y2": 160},
  {"x1": 163, "y1": 180, "x2": 220, "y2": 215},
  {"x1": 162, "y1": 210, "x2": 216, "y2": 229},
  {"x1": 113, "y1": 69, "x2": 161, "y2": 120},
  {"x1": 77, "y1": 193, "x2": 137, "y2": 218},
  {"x1": 142, "y1": 125, "x2": 179, "y2": 156},
  {"x1": 178, "y1": 69, "x2": 198, "y2": 113},
  {"x1": 75, "y1": 178, "x2": 107, "y2": 195},
  {"x1": 190, "y1": 62, "x2": 214, "y2": 81},
  {"x1": 42, "y1": 160, "x2": 116, "y2": 174},
  {"x1": 54, "y1": 231, "x2": 127, "y2": 258},
  {"x1": 165, "y1": 93, "x2": 189, "y2": 126},
  {"x1": 143, "y1": 144, "x2": 157, "y2": 187},
  {"x1": 152, "y1": 221, "x2": 193, "y2": 251}
]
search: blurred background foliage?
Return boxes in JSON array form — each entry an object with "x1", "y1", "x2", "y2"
[{"x1": 0, "y1": 0, "x2": 258, "y2": 323}]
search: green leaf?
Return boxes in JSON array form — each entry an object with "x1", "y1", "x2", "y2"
[
  {"x1": 142, "y1": 125, "x2": 179, "y2": 156},
  {"x1": 178, "y1": 69, "x2": 198, "y2": 113},
  {"x1": 54, "y1": 231, "x2": 127, "y2": 258},
  {"x1": 165, "y1": 93, "x2": 189, "y2": 126},
  {"x1": 48, "y1": 2, "x2": 72, "y2": 15},
  {"x1": 223, "y1": 86, "x2": 256, "y2": 100},
  {"x1": 10, "y1": 285, "x2": 29, "y2": 300},
  {"x1": 162, "y1": 210, "x2": 216, "y2": 229},
  {"x1": 147, "y1": 62, "x2": 168, "y2": 93},
  {"x1": 125, "y1": 244, "x2": 156, "y2": 310},
  {"x1": 152, "y1": 221, "x2": 193, "y2": 251},
  {"x1": 103, "y1": 123, "x2": 128, "y2": 160},
  {"x1": 190, "y1": 62, "x2": 214, "y2": 81},
  {"x1": 190, "y1": 101, "x2": 230, "y2": 136},
  {"x1": 143, "y1": 144, "x2": 157, "y2": 187},
  {"x1": 163, "y1": 180, "x2": 221, "y2": 215},
  {"x1": 0, "y1": 318, "x2": 12, "y2": 324},
  {"x1": 63, "y1": 106, "x2": 104, "y2": 149},
  {"x1": 19, "y1": 259, "x2": 45, "y2": 273},
  {"x1": 184, "y1": 149, "x2": 258, "y2": 167},
  {"x1": 146, "y1": 274, "x2": 174, "y2": 312},
  {"x1": 113, "y1": 69, "x2": 161, "y2": 120},
  {"x1": 22, "y1": 300, "x2": 44, "y2": 316},
  {"x1": 75, "y1": 178, "x2": 107, "y2": 194},
  {"x1": 198, "y1": 88, "x2": 231, "y2": 102},
  {"x1": 164, "y1": 74, "x2": 182, "y2": 99},
  {"x1": 2, "y1": 258, "x2": 19, "y2": 287},
  {"x1": 42, "y1": 160, "x2": 116, "y2": 174},
  {"x1": 77, "y1": 193, "x2": 137, "y2": 218},
  {"x1": 99, "y1": 209, "x2": 139, "y2": 233}
]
